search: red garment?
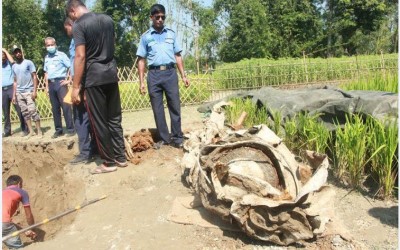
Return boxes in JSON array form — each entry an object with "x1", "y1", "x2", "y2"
[{"x1": 2, "y1": 185, "x2": 30, "y2": 223}]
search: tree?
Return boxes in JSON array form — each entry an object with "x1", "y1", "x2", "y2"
[
  {"x1": 264, "y1": 0, "x2": 324, "y2": 57},
  {"x1": 94, "y1": 0, "x2": 155, "y2": 66},
  {"x1": 219, "y1": 0, "x2": 272, "y2": 62},
  {"x1": 2, "y1": 0, "x2": 47, "y2": 69},
  {"x1": 43, "y1": 0, "x2": 70, "y2": 54},
  {"x1": 322, "y1": 0, "x2": 397, "y2": 56}
]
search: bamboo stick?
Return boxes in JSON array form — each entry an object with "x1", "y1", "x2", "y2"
[{"x1": 2, "y1": 195, "x2": 108, "y2": 242}]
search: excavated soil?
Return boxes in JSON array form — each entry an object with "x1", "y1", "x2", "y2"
[{"x1": 2, "y1": 106, "x2": 398, "y2": 250}]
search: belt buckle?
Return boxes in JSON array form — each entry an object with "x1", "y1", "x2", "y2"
[{"x1": 160, "y1": 65, "x2": 167, "y2": 70}]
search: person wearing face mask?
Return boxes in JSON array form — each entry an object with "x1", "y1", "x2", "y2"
[{"x1": 43, "y1": 37, "x2": 74, "y2": 139}]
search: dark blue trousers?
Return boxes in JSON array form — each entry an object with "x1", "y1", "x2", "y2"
[
  {"x1": 2, "y1": 86, "x2": 27, "y2": 134},
  {"x1": 48, "y1": 79, "x2": 74, "y2": 134},
  {"x1": 147, "y1": 68, "x2": 183, "y2": 144},
  {"x1": 73, "y1": 98, "x2": 97, "y2": 158}
]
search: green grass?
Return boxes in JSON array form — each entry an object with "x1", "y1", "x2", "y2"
[
  {"x1": 340, "y1": 72, "x2": 398, "y2": 93},
  {"x1": 212, "y1": 54, "x2": 397, "y2": 89}
]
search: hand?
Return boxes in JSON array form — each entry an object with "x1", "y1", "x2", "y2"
[
  {"x1": 182, "y1": 76, "x2": 190, "y2": 88},
  {"x1": 60, "y1": 79, "x2": 69, "y2": 86},
  {"x1": 45, "y1": 88, "x2": 49, "y2": 97},
  {"x1": 139, "y1": 83, "x2": 147, "y2": 95},
  {"x1": 31, "y1": 92, "x2": 37, "y2": 101},
  {"x1": 71, "y1": 87, "x2": 81, "y2": 105},
  {"x1": 25, "y1": 230, "x2": 37, "y2": 240},
  {"x1": 12, "y1": 97, "x2": 16, "y2": 104}
]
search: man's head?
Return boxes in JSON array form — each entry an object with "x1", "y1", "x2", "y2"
[
  {"x1": 150, "y1": 4, "x2": 166, "y2": 30},
  {"x1": 6, "y1": 175, "x2": 23, "y2": 188},
  {"x1": 45, "y1": 37, "x2": 57, "y2": 54},
  {"x1": 64, "y1": 17, "x2": 74, "y2": 38},
  {"x1": 2, "y1": 52, "x2": 6, "y2": 64},
  {"x1": 65, "y1": 0, "x2": 87, "y2": 21},
  {"x1": 12, "y1": 46, "x2": 23, "y2": 61}
]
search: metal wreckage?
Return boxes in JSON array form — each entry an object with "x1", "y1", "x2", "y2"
[{"x1": 180, "y1": 101, "x2": 336, "y2": 246}]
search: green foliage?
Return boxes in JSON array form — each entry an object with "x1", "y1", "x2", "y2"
[
  {"x1": 283, "y1": 112, "x2": 331, "y2": 156},
  {"x1": 95, "y1": 0, "x2": 155, "y2": 66},
  {"x1": 368, "y1": 117, "x2": 398, "y2": 199},
  {"x1": 340, "y1": 71, "x2": 398, "y2": 93},
  {"x1": 324, "y1": 0, "x2": 397, "y2": 56},
  {"x1": 225, "y1": 98, "x2": 268, "y2": 128},
  {"x1": 212, "y1": 54, "x2": 398, "y2": 90},
  {"x1": 44, "y1": 0, "x2": 70, "y2": 55},
  {"x1": 2, "y1": 0, "x2": 47, "y2": 67},
  {"x1": 219, "y1": 0, "x2": 272, "y2": 62}
]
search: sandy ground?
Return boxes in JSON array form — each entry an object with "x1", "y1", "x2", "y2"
[{"x1": 2, "y1": 105, "x2": 398, "y2": 250}]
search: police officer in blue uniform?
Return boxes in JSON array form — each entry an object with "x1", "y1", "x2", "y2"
[
  {"x1": 44, "y1": 37, "x2": 74, "y2": 138},
  {"x1": 137, "y1": 3, "x2": 190, "y2": 149}
]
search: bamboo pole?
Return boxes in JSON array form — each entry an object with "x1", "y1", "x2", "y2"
[{"x1": 2, "y1": 195, "x2": 107, "y2": 242}]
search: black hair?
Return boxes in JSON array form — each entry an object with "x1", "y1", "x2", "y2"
[
  {"x1": 64, "y1": 17, "x2": 73, "y2": 26},
  {"x1": 65, "y1": 0, "x2": 86, "y2": 15},
  {"x1": 150, "y1": 4, "x2": 165, "y2": 16},
  {"x1": 6, "y1": 175, "x2": 23, "y2": 186}
]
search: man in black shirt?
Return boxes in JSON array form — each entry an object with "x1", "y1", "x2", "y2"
[{"x1": 65, "y1": 0, "x2": 127, "y2": 174}]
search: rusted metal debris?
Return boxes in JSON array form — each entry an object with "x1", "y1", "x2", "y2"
[{"x1": 181, "y1": 102, "x2": 335, "y2": 246}]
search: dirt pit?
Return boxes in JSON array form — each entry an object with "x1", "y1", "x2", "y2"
[
  {"x1": 2, "y1": 138, "x2": 85, "y2": 244},
  {"x1": 1, "y1": 106, "x2": 398, "y2": 250}
]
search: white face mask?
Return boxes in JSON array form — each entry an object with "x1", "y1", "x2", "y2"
[{"x1": 47, "y1": 46, "x2": 56, "y2": 54}]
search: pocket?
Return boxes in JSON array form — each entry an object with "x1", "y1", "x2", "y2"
[{"x1": 165, "y1": 38, "x2": 174, "y2": 44}]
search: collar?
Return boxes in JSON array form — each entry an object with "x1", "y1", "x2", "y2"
[
  {"x1": 6, "y1": 185, "x2": 20, "y2": 189},
  {"x1": 47, "y1": 51, "x2": 59, "y2": 57},
  {"x1": 150, "y1": 26, "x2": 167, "y2": 34}
]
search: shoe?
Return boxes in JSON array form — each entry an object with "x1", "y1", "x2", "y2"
[
  {"x1": 66, "y1": 132, "x2": 76, "y2": 137},
  {"x1": 3, "y1": 132, "x2": 11, "y2": 137},
  {"x1": 21, "y1": 131, "x2": 29, "y2": 137},
  {"x1": 70, "y1": 155, "x2": 91, "y2": 165},
  {"x1": 170, "y1": 141, "x2": 184, "y2": 149},
  {"x1": 51, "y1": 132, "x2": 64, "y2": 139},
  {"x1": 153, "y1": 141, "x2": 169, "y2": 150}
]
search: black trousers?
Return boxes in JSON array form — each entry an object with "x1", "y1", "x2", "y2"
[
  {"x1": 85, "y1": 82, "x2": 125, "y2": 163},
  {"x1": 147, "y1": 68, "x2": 183, "y2": 144},
  {"x1": 2, "y1": 87, "x2": 27, "y2": 135}
]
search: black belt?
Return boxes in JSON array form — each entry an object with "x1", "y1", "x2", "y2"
[
  {"x1": 2, "y1": 86, "x2": 12, "y2": 91},
  {"x1": 148, "y1": 64, "x2": 175, "y2": 70}
]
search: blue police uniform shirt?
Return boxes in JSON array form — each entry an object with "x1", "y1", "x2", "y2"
[
  {"x1": 43, "y1": 50, "x2": 70, "y2": 79},
  {"x1": 69, "y1": 39, "x2": 75, "y2": 76},
  {"x1": 12, "y1": 59, "x2": 36, "y2": 93},
  {"x1": 136, "y1": 26, "x2": 182, "y2": 66},
  {"x1": 2, "y1": 61, "x2": 14, "y2": 87}
]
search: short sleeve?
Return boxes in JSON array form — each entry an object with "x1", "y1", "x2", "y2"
[
  {"x1": 43, "y1": 57, "x2": 48, "y2": 72},
  {"x1": 136, "y1": 36, "x2": 148, "y2": 58},
  {"x1": 73, "y1": 22, "x2": 86, "y2": 47},
  {"x1": 173, "y1": 32, "x2": 182, "y2": 54},
  {"x1": 28, "y1": 60, "x2": 36, "y2": 73},
  {"x1": 20, "y1": 189, "x2": 30, "y2": 206},
  {"x1": 62, "y1": 52, "x2": 71, "y2": 68}
]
